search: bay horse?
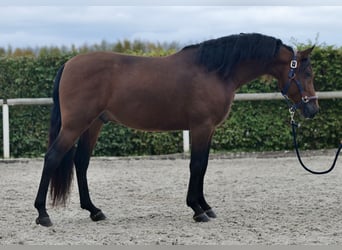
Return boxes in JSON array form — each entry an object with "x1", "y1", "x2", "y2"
[{"x1": 34, "y1": 33, "x2": 319, "y2": 227}]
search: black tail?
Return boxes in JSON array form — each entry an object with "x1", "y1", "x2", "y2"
[{"x1": 48, "y1": 65, "x2": 76, "y2": 206}]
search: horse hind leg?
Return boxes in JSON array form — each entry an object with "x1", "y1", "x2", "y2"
[
  {"x1": 34, "y1": 129, "x2": 79, "y2": 227},
  {"x1": 74, "y1": 119, "x2": 106, "y2": 222}
]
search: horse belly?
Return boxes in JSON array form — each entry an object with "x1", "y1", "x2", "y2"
[{"x1": 107, "y1": 92, "x2": 189, "y2": 131}]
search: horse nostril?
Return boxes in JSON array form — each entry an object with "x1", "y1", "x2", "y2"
[
  {"x1": 303, "y1": 103, "x2": 319, "y2": 119},
  {"x1": 313, "y1": 106, "x2": 320, "y2": 117}
]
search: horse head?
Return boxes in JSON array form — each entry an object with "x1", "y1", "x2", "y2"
[{"x1": 277, "y1": 46, "x2": 319, "y2": 119}]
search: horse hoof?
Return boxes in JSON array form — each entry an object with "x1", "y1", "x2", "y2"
[
  {"x1": 193, "y1": 213, "x2": 210, "y2": 222},
  {"x1": 36, "y1": 216, "x2": 53, "y2": 227},
  {"x1": 90, "y1": 211, "x2": 106, "y2": 222},
  {"x1": 205, "y1": 208, "x2": 217, "y2": 218}
]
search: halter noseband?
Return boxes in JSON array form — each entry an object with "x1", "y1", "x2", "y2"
[{"x1": 280, "y1": 51, "x2": 318, "y2": 115}]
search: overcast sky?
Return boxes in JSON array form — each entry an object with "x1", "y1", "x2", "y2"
[{"x1": 1, "y1": 2, "x2": 342, "y2": 49}]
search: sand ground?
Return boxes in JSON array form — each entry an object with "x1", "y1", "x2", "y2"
[{"x1": 1, "y1": 151, "x2": 342, "y2": 245}]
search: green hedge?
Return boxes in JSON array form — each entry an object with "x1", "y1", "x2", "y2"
[{"x1": 0, "y1": 44, "x2": 341, "y2": 157}]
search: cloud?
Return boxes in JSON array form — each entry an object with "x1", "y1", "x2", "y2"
[
  {"x1": 0, "y1": 6, "x2": 341, "y2": 48},
  {"x1": 2, "y1": 0, "x2": 342, "y2": 6}
]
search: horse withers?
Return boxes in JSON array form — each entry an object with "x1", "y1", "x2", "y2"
[{"x1": 34, "y1": 33, "x2": 318, "y2": 227}]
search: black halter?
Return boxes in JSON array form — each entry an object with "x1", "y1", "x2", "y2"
[
  {"x1": 282, "y1": 51, "x2": 341, "y2": 175},
  {"x1": 281, "y1": 53, "x2": 318, "y2": 114}
]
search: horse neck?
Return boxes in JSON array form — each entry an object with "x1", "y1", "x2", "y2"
[
  {"x1": 231, "y1": 46, "x2": 292, "y2": 89},
  {"x1": 231, "y1": 61, "x2": 272, "y2": 89}
]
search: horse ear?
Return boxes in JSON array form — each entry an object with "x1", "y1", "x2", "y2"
[{"x1": 299, "y1": 46, "x2": 315, "y2": 59}]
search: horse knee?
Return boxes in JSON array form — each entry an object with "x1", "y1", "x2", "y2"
[{"x1": 190, "y1": 159, "x2": 207, "y2": 177}]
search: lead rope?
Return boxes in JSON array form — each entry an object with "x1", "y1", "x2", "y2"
[{"x1": 290, "y1": 110, "x2": 342, "y2": 174}]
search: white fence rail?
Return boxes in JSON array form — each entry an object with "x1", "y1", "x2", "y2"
[{"x1": 1, "y1": 91, "x2": 342, "y2": 158}]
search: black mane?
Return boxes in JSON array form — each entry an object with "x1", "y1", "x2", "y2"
[{"x1": 183, "y1": 33, "x2": 289, "y2": 79}]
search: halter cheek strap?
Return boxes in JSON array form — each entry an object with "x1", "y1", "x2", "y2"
[{"x1": 281, "y1": 53, "x2": 318, "y2": 113}]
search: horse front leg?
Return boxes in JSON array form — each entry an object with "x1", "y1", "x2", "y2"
[{"x1": 186, "y1": 126, "x2": 216, "y2": 222}]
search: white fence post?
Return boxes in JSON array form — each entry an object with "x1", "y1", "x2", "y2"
[
  {"x1": 183, "y1": 130, "x2": 190, "y2": 153},
  {"x1": 2, "y1": 103, "x2": 10, "y2": 159}
]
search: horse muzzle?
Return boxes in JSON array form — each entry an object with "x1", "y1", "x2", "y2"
[{"x1": 302, "y1": 101, "x2": 319, "y2": 119}]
